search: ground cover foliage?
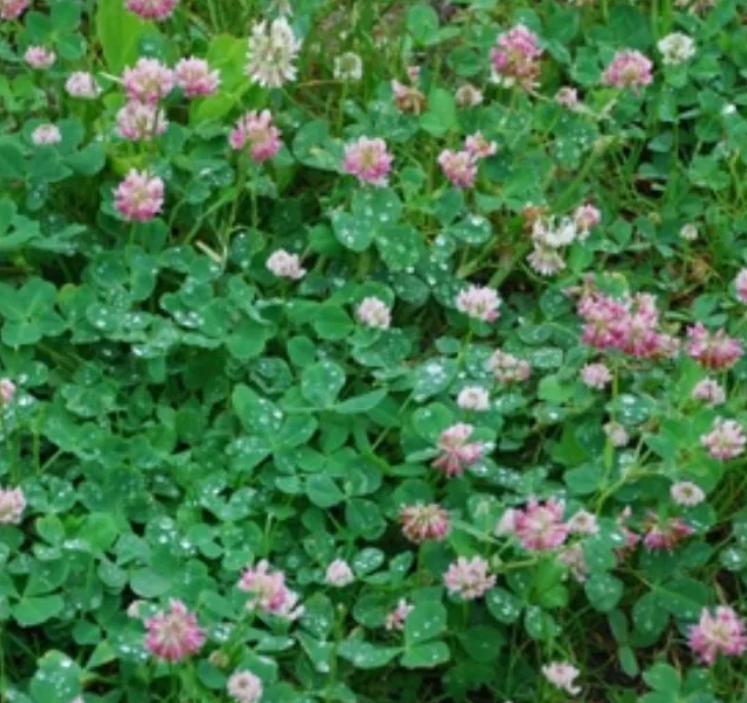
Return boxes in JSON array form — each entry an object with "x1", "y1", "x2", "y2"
[{"x1": 2, "y1": 0, "x2": 747, "y2": 701}]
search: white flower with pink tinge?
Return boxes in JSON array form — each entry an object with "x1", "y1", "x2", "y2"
[
  {"x1": 125, "y1": 0, "x2": 179, "y2": 20},
  {"x1": 65, "y1": 72, "x2": 102, "y2": 99},
  {"x1": 670, "y1": 481, "x2": 705, "y2": 507},
  {"x1": 464, "y1": 132, "x2": 497, "y2": 159},
  {"x1": 385, "y1": 599, "x2": 414, "y2": 631},
  {"x1": 444, "y1": 556, "x2": 495, "y2": 600},
  {"x1": 580, "y1": 362, "x2": 611, "y2": 389},
  {"x1": 542, "y1": 661, "x2": 581, "y2": 695},
  {"x1": 573, "y1": 203, "x2": 601, "y2": 237},
  {"x1": 455, "y1": 285, "x2": 501, "y2": 322},
  {"x1": 488, "y1": 349, "x2": 531, "y2": 384},
  {"x1": 0, "y1": 0, "x2": 31, "y2": 20},
  {"x1": 123, "y1": 58, "x2": 174, "y2": 105},
  {"x1": 438, "y1": 150, "x2": 477, "y2": 189},
  {"x1": 692, "y1": 378, "x2": 725, "y2": 407},
  {"x1": 229, "y1": 110, "x2": 282, "y2": 163},
  {"x1": 604, "y1": 421, "x2": 629, "y2": 447},
  {"x1": 266, "y1": 250, "x2": 305, "y2": 280},
  {"x1": 567, "y1": 509, "x2": 599, "y2": 536},
  {"x1": 602, "y1": 50, "x2": 653, "y2": 92},
  {"x1": 457, "y1": 386, "x2": 490, "y2": 412},
  {"x1": 144, "y1": 599, "x2": 205, "y2": 662},
  {"x1": 175, "y1": 57, "x2": 220, "y2": 97},
  {"x1": 24, "y1": 46, "x2": 55, "y2": 69},
  {"x1": 326, "y1": 558, "x2": 354, "y2": 587},
  {"x1": 455, "y1": 83, "x2": 483, "y2": 107},
  {"x1": 735, "y1": 268, "x2": 747, "y2": 303},
  {"x1": 31, "y1": 124, "x2": 61, "y2": 146},
  {"x1": 343, "y1": 137, "x2": 393, "y2": 187},
  {"x1": 113, "y1": 170, "x2": 165, "y2": 222},
  {"x1": 701, "y1": 418, "x2": 746, "y2": 460},
  {"x1": 689, "y1": 606, "x2": 747, "y2": 665},
  {"x1": 238, "y1": 560, "x2": 304, "y2": 620},
  {"x1": 0, "y1": 379, "x2": 16, "y2": 404},
  {"x1": 399, "y1": 503, "x2": 450, "y2": 543},
  {"x1": 116, "y1": 102, "x2": 167, "y2": 142},
  {"x1": 432, "y1": 423, "x2": 484, "y2": 477},
  {"x1": 227, "y1": 670, "x2": 263, "y2": 703},
  {"x1": 356, "y1": 297, "x2": 391, "y2": 329},
  {"x1": 0, "y1": 487, "x2": 25, "y2": 524},
  {"x1": 513, "y1": 498, "x2": 569, "y2": 551}
]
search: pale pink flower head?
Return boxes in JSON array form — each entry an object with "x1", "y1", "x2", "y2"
[
  {"x1": 385, "y1": 599, "x2": 414, "y2": 631},
  {"x1": 464, "y1": 132, "x2": 497, "y2": 160},
  {"x1": 326, "y1": 558, "x2": 354, "y2": 587},
  {"x1": 542, "y1": 662, "x2": 581, "y2": 696},
  {"x1": 144, "y1": 599, "x2": 205, "y2": 662},
  {"x1": 567, "y1": 509, "x2": 599, "y2": 536},
  {"x1": 175, "y1": 57, "x2": 221, "y2": 98},
  {"x1": 643, "y1": 513, "x2": 693, "y2": 551},
  {"x1": 573, "y1": 203, "x2": 601, "y2": 237},
  {"x1": 689, "y1": 606, "x2": 747, "y2": 665},
  {"x1": 457, "y1": 386, "x2": 490, "y2": 412},
  {"x1": 24, "y1": 46, "x2": 56, "y2": 70},
  {"x1": 127, "y1": 600, "x2": 147, "y2": 619},
  {"x1": 65, "y1": 71, "x2": 102, "y2": 99},
  {"x1": 490, "y1": 23, "x2": 543, "y2": 89},
  {"x1": 432, "y1": 423, "x2": 484, "y2": 477},
  {"x1": 513, "y1": 498, "x2": 569, "y2": 551},
  {"x1": 0, "y1": 487, "x2": 25, "y2": 524},
  {"x1": 0, "y1": 379, "x2": 16, "y2": 404},
  {"x1": 687, "y1": 323, "x2": 743, "y2": 370},
  {"x1": 227, "y1": 670, "x2": 263, "y2": 703},
  {"x1": 580, "y1": 362, "x2": 611, "y2": 389},
  {"x1": 528, "y1": 244, "x2": 566, "y2": 277},
  {"x1": 343, "y1": 137, "x2": 393, "y2": 187},
  {"x1": 455, "y1": 285, "x2": 501, "y2": 322},
  {"x1": 455, "y1": 83, "x2": 483, "y2": 107},
  {"x1": 438, "y1": 149, "x2": 477, "y2": 189},
  {"x1": 123, "y1": 58, "x2": 174, "y2": 104},
  {"x1": 555, "y1": 86, "x2": 579, "y2": 109},
  {"x1": 116, "y1": 102, "x2": 168, "y2": 142},
  {"x1": 616, "y1": 507, "x2": 641, "y2": 557},
  {"x1": 495, "y1": 508, "x2": 517, "y2": 536},
  {"x1": 356, "y1": 297, "x2": 391, "y2": 330},
  {"x1": 488, "y1": 349, "x2": 531, "y2": 384},
  {"x1": 113, "y1": 169, "x2": 165, "y2": 222},
  {"x1": 0, "y1": 0, "x2": 31, "y2": 20},
  {"x1": 680, "y1": 223, "x2": 698, "y2": 241},
  {"x1": 735, "y1": 268, "x2": 747, "y2": 304},
  {"x1": 125, "y1": 0, "x2": 179, "y2": 20},
  {"x1": 558, "y1": 543, "x2": 588, "y2": 583},
  {"x1": 671, "y1": 481, "x2": 706, "y2": 507},
  {"x1": 701, "y1": 417, "x2": 746, "y2": 460},
  {"x1": 229, "y1": 110, "x2": 282, "y2": 162},
  {"x1": 692, "y1": 378, "x2": 726, "y2": 406},
  {"x1": 444, "y1": 556, "x2": 496, "y2": 600},
  {"x1": 266, "y1": 249, "x2": 305, "y2": 280},
  {"x1": 399, "y1": 503, "x2": 451, "y2": 543},
  {"x1": 604, "y1": 421, "x2": 629, "y2": 447},
  {"x1": 602, "y1": 50, "x2": 653, "y2": 91},
  {"x1": 238, "y1": 560, "x2": 304, "y2": 620}
]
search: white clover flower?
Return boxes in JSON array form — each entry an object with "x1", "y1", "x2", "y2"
[
  {"x1": 334, "y1": 52, "x2": 363, "y2": 82},
  {"x1": 246, "y1": 17, "x2": 301, "y2": 88},
  {"x1": 657, "y1": 32, "x2": 696, "y2": 65}
]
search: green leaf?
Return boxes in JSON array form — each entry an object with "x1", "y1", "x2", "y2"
[
  {"x1": 458, "y1": 625, "x2": 506, "y2": 662},
  {"x1": 313, "y1": 305, "x2": 354, "y2": 341},
  {"x1": 331, "y1": 211, "x2": 372, "y2": 252},
  {"x1": 12, "y1": 595, "x2": 65, "y2": 626},
  {"x1": 420, "y1": 89, "x2": 457, "y2": 136},
  {"x1": 486, "y1": 587, "x2": 523, "y2": 624},
  {"x1": 407, "y1": 4, "x2": 439, "y2": 45},
  {"x1": 227, "y1": 319, "x2": 272, "y2": 360},
  {"x1": 306, "y1": 475, "x2": 345, "y2": 508},
  {"x1": 338, "y1": 639, "x2": 400, "y2": 669},
  {"x1": 585, "y1": 574, "x2": 623, "y2": 612},
  {"x1": 643, "y1": 663, "x2": 681, "y2": 694},
  {"x1": 30, "y1": 651, "x2": 82, "y2": 703},
  {"x1": 633, "y1": 593, "x2": 669, "y2": 638},
  {"x1": 334, "y1": 389, "x2": 387, "y2": 414},
  {"x1": 404, "y1": 601, "x2": 447, "y2": 646},
  {"x1": 301, "y1": 361, "x2": 346, "y2": 408},
  {"x1": 130, "y1": 568, "x2": 172, "y2": 598},
  {"x1": 400, "y1": 641, "x2": 450, "y2": 668},
  {"x1": 96, "y1": 0, "x2": 154, "y2": 73},
  {"x1": 0, "y1": 140, "x2": 26, "y2": 180}
]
